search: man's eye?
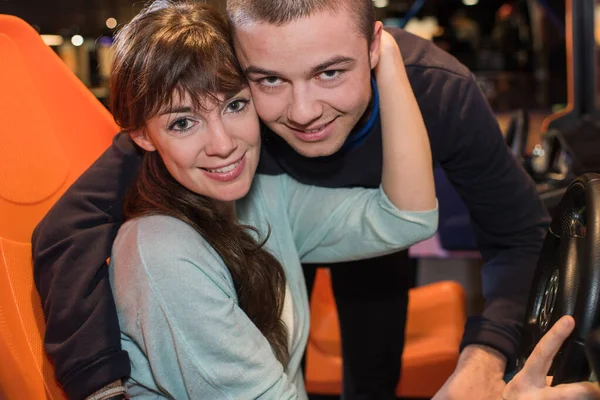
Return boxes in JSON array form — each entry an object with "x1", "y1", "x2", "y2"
[
  {"x1": 319, "y1": 70, "x2": 342, "y2": 81},
  {"x1": 260, "y1": 76, "x2": 282, "y2": 87}
]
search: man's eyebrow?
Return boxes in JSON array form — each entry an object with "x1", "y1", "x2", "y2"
[
  {"x1": 309, "y1": 55, "x2": 356, "y2": 75},
  {"x1": 159, "y1": 106, "x2": 193, "y2": 115},
  {"x1": 244, "y1": 66, "x2": 278, "y2": 76},
  {"x1": 244, "y1": 55, "x2": 356, "y2": 77}
]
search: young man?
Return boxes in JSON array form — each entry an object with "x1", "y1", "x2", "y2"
[
  {"x1": 32, "y1": 1, "x2": 549, "y2": 399},
  {"x1": 227, "y1": 1, "x2": 548, "y2": 399}
]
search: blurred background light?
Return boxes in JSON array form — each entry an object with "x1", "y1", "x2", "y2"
[
  {"x1": 105, "y1": 17, "x2": 117, "y2": 29},
  {"x1": 40, "y1": 34, "x2": 64, "y2": 46},
  {"x1": 373, "y1": 0, "x2": 389, "y2": 9},
  {"x1": 71, "y1": 34, "x2": 84, "y2": 46}
]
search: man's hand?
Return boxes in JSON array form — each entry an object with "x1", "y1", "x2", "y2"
[
  {"x1": 503, "y1": 315, "x2": 600, "y2": 399},
  {"x1": 432, "y1": 344, "x2": 507, "y2": 400}
]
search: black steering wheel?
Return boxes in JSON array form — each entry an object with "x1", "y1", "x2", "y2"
[{"x1": 519, "y1": 173, "x2": 600, "y2": 384}]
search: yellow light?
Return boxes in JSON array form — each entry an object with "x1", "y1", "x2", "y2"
[
  {"x1": 71, "y1": 35, "x2": 84, "y2": 47},
  {"x1": 373, "y1": 0, "x2": 389, "y2": 8},
  {"x1": 595, "y1": 5, "x2": 600, "y2": 46},
  {"x1": 463, "y1": 0, "x2": 478, "y2": 5},
  {"x1": 106, "y1": 17, "x2": 117, "y2": 29},
  {"x1": 40, "y1": 34, "x2": 64, "y2": 46}
]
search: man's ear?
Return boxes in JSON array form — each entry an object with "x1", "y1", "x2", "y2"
[
  {"x1": 129, "y1": 128, "x2": 157, "y2": 152},
  {"x1": 369, "y1": 21, "x2": 384, "y2": 70}
]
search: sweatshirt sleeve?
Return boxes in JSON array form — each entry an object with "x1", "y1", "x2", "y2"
[
  {"x1": 281, "y1": 175, "x2": 438, "y2": 264},
  {"x1": 436, "y1": 74, "x2": 550, "y2": 368},
  {"x1": 111, "y1": 216, "x2": 299, "y2": 400},
  {"x1": 31, "y1": 132, "x2": 142, "y2": 399}
]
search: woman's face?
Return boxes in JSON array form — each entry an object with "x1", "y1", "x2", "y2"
[{"x1": 133, "y1": 87, "x2": 261, "y2": 203}]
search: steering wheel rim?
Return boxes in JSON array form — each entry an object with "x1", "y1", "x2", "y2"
[{"x1": 519, "y1": 173, "x2": 600, "y2": 384}]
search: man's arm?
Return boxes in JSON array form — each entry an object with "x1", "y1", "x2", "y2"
[
  {"x1": 430, "y1": 73, "x2": 550, "y2": 399},
  {"x1": 439, "y1": 74, "x2": 549, "y2": 364},
  {"x1": 32, "y1": 132, "x2": 143, "y2": 399}
]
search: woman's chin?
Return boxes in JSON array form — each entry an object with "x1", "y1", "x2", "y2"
[{"x1": 212, "y1": 181, "x2": 253, "y2": 203}]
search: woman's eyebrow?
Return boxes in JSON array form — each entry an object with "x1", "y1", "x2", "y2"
[{"x1": 160, "y1": 106, "x2": 193, "y2": 115}]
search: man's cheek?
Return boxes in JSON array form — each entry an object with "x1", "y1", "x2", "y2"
[
  {"x1": 253, "y1": 97, "x2": 279, "y2": 121},
  {"x1": 322, "y1": 86, "x2": 362, "y2": 111}
]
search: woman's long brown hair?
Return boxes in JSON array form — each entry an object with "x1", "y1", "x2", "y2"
[{"x1": 109, "y1": 0, "x2": 289, "y2": 366}]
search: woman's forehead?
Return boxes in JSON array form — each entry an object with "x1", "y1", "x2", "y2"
[{"x1": 160, "y1": 87, "x2": 250, "y2": 112}]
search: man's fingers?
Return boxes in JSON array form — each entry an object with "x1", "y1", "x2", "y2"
[
  {"x1": 545, "y1": 382, "x2": 600, "y2": 399},
  {"x1": 521, "y1": 316, "x2": 575, "y2": 383}
]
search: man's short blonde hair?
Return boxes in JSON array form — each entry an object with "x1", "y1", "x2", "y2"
[{"x1": 226, "y1": 0, "x2": 375, "y2": 44}]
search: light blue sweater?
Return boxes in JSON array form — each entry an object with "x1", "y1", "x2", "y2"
[{"x1": 109, "y1": 174, "x2": 438, "y2": 399}]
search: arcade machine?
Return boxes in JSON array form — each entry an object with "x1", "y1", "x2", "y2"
[
  {"x1": 519, "y1": 0, "x2": 600, "y2": 384},
  {"x1": 526, "y1": 0, "x2": 600, "y2": 212},
  {"x1": 437, "y1": 0, "x2": 600, "y2": 251}
]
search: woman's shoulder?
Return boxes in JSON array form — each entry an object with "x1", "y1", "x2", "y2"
[
  {"x1": 118, "y1": 215, "x2": 199, "y2": 249},
  {"x1": 114, "y1": 215, "x2": 226, "y2": 277},
  {"x1": 241, "y1": 174, "x2": 290, "y2": 218},
  {"x1": 252, "y1": 173, "x2": 286, "y2": 189},
  {"x1": 251, "y1": 173, "x2": 300, "y2": 200}
]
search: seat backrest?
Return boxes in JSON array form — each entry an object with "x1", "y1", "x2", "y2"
[{"x1": 0, "y1": 15, "x2": 118, "y2": 399}]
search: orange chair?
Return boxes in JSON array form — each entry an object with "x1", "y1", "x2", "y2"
[
  {"x1": 0, "y1": 15, "x2": 117, "y2": 399},
  {"x1": 305, "y1": 269, "x2": 466, "y2": 398}
]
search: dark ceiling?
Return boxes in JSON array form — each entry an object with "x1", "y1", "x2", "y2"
[
  {"x1": 0, "y1": 0, "x2": 521, "y2": 38},
  {"x1": 0, "y1": 0, "x2": 226, "y2": 36}
]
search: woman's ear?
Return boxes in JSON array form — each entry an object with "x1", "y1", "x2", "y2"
[
  {"x1": 369, "y1": 21, "x2": 384, "y2": 69},
  {"x1": 129, "y1": 128, "x2": 157, "y2": 152}
]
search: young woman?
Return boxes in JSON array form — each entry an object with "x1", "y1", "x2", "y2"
[
  {"x1": 99, "y1": 1, "x2": 600, "y2": 399},
  {"x1": 107, "y1": 0, "x2": 437, "y2": 398}
]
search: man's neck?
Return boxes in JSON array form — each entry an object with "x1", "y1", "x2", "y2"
[
  {"x1": 357, "y1": 83, "x2": 376, "y2": 127},
  {"x1": 340, "y1": 75, "x2": 379, "y2": 153}
]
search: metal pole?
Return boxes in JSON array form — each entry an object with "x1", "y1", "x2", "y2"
[
  {"x1": 571, "y1": 0, "x2": 596, "y2": 116},
  {"x1": 547, "y1": 0, "x2": 597, "y2": 129}
]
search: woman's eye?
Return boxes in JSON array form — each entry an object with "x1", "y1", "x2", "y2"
[
  {"x1": 168, "y1": 118, "x2": 196, "y2": 132},
  {"x1": 226, "y1": 99, "x2": 249, "y2": 113}
]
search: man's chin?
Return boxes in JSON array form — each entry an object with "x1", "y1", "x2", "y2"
[
  {"x1": 291, "y1": 140, "x2": 344, "y2": 158},
  {"x1": 280, "y1": 132, "x2": 345, "y2": 158},
  {"x1": 266, "y1": 124, "x2": 348, "y2": 158}
]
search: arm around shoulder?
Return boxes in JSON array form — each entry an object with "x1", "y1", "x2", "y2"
[
  {"x1": 282, "y1": 175, "x2": 438, "y2": 264},
  {"x1": 31, "y1": 132, "x2": 141, "y2": 398},
  {"x1": 375, "y1": 29, "x2": 436, "y2": 212}
]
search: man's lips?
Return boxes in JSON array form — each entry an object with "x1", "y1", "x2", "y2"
[{"x1": 286, "y1": 118, "x2": 337, "y2": 142}]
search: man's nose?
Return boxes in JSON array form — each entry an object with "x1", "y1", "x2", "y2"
[{"x1": 287, "y1": 85, "x2": 323, "y2": 126}]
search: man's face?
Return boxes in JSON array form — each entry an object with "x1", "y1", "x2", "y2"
[{"x1": 233, "y1": 8, "x2": 381, "y2": 158}]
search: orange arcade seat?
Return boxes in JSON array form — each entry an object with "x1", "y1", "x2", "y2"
[
  {"x1": 0, "y1": 15, "x2": 117, "y2": 399},
  {"x1": 305, "y1": 269, "x2": 466, "y2": 399}
]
